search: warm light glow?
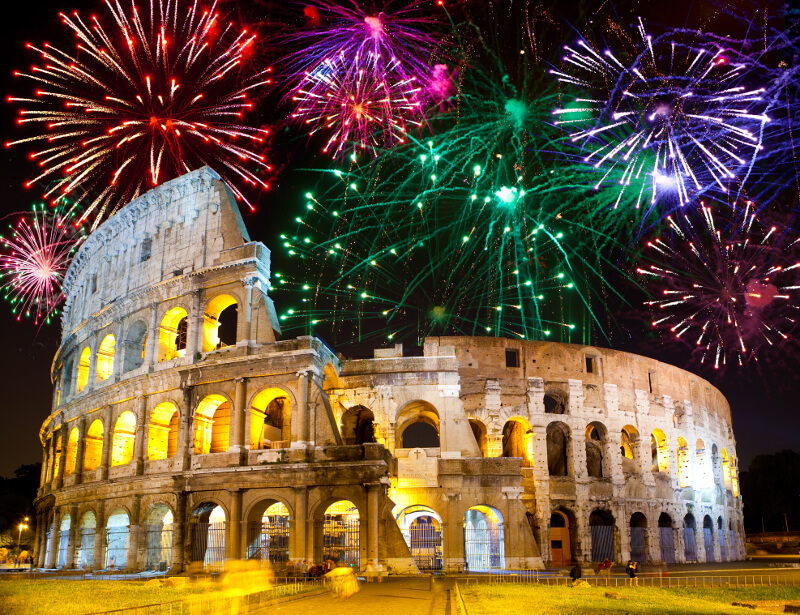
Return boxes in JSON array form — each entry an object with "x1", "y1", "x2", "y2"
[
  {"x1": 96, "y1": 334, "x2": 116, "y2": 382},
  {"x1": 76, "y1": 346, "x2": 91, "y2": 393},
  {"x1": 158, "y1": 307, "x2": 189, "y2": 362},
  {"x1": 202, "y1": 294, "x2": 238, "y2": 352},
  {"x1": 111, "y1": 411, "x2": 136, "y2": 466},
  {"x1": 148, "y1": 402, "x2": 179, "y2": 460}
]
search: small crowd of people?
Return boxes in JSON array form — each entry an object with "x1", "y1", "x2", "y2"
[{"x1": 569, "y1": 559, "x2": 639, "y2": 586}]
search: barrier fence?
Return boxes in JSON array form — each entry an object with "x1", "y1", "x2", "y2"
[{"x1": 456, "y1": 571, "x2": 800, "y2": 588}]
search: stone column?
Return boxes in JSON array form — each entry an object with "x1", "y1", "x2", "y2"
[
  {"x1": 572, "y1": 425, "x2": 588, "y2": 480},
  {"x1": 228, "y1": 490, "x2": 243, "y2": 560},
  {"x1": 36, "y1": 512, "x2": 49, "y2": 568},
  {"x1": 291, "y1": 487, "x2": 307, "y2": 561},
  {"x1": 146, "y1": 302, "x2": 160, "y2": 369},
  {"x1": 291, "y1": 371, "x2": 310, "y2": 448},
  {"x1": 39, "y1": 444, "x2": 49, "y2": 489},
  {"x1": 73, "y1": 416, "x2": 87, "y2": 485},
  {"x1": 675, "y1": 522, "x2": 686, "y2": 564},
  {"x1": 127, "y1": 495, "x2": 142, "y2": 572},
  {"x1": 46, "y1": 508, "x2": 61, "y2": 569},
  {"x1": 445, "y1": 492, "x2": 462, "y2": 572},
  {"x1": 502, "y1": 488, "x2": 524, "y2": 569},
  {"x1": 66, "y1": 504, "x2": 79, "y2": 569},
  {"x1": 177, "y1": 386, "x2": 194, "y2": 471},
  {"x1": 86, "y1": 340, "x2": 99, "y2": 394},
  {"x1": 229, "y1": 377, "x2": 247, "y2": 459},
  {"x1": 112, "y1": 325, "x2": 124, "y2": 381},
  {"x1": 187, "y1": 289, "x2": 203, "y2": 359},
  {"x1": 241, "y1": 277, "x2": 255, "y2": 346},
  {"x1": 33, "y1": 512, "x2": 44, "y2": 568},
  {"x1": 366, "y1": 483, "x2": 381, "y2": 565},
  {"x1": 101, "y1": 406, "x2": 114, "y2": 480},
  {"x1": 134, "y1": 396, "x2": 147, "y2": 475},
  {"x1": 171, "y1": 492, "x2": 188, "y2": 573},
  {"x1": 93, "y1": 501, "x2": 106, "y2": 570},
  {"x1": 695, "y1": 524, "x2": 707, "y2": 563}
]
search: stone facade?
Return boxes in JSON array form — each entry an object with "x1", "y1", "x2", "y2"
[{"x1": 33, "y1": 168, "x2": 744, "y2": 574}]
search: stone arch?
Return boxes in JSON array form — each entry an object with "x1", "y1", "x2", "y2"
[
  {"x1": 396, "y1": 401, "x2": 440, "y2": 449},
  {"x1": 111, "y1": 411, "x2": 137, "y2": 466},
  {"x1": 321, "y1": 500, "x2": 361, "y2": 567},
  {"x1": 122, "y1": 320, "x2": 148, "y2": 373},
  {"x1": 96, "y1": 334, "x2": 116, "y2": 382},
  {"x1": 396, "y1": 505, "x2": 444, "y2": 571},
  {"x1": 501, "y1": 416, "x2": 533, "y2": 467},
  {"x1": 546, "y1": 421, "x2": 572, "y2": 476},
  {"x1": 158, "y1": 306, "x2": 189, "y2": 362},
  {"x1": 148, "y1": 402, "x2": 179, "y2": 460},
  {"x1": 683, "y1": 513, "x2": 697, "y2": 561},
  {"x1": 651, "y1": 429, "x2": 669, "y2": 473},
  {"x1": 189, "y1": 502, "x2": 227, "y2": 572},
  {"x1": 142, "y1": 503, "x2": 174, "y2": 571},
  {"x1": 549, "y1": 508, "x2": 576, "y2": 566},
  {"x1": 76, "y1": 346, "x2": 91, "y2": 394},
  {"x1": 544, "y1": 387, "x2": 568, "y2": 414},
  {"x1": 250, "y1": 387, "x2": 293, "y2": 449},
  {"x1": 77, "y1": 510, "x2": 96, "y2": 569},
  {"x1": 464, "y1": 505, "x2": 505, "y2": 571},
  {"x1": 203, "y1": 293, "x2": 239, "y2": 352},
  {"x1": 105, "y1": 508, "x2": 130, "y2": 570},
  {"x1": 589, "y1": 509, "x2": 616, "y2": 562},
  {"x1": 676, "y1": 437, "x2": 691, "y2": 487},
  {"x1": 630, "y1": 512, "x2": 648, "y2": 563},
  {"x1": 194, "y1": 394, "x2": 232, "y2": 454},
  {"x1": 585, "y1": 421, "x2": 609, "y2": 478},
  {"x1": 322, "y1": 362, "x2": 342, "y2": 390},
  {"x1": 84, "y1": 418, "x2": 104, "y2": 472},
  {"x1": 341, "y1": 405, "x2": 376, "y2": 446},
  {"x1": 621, "y1": 425, "x2": 639, "y2": 474},
  {"x1": 469, "y1": 418, "x2": 488, "y2": 457},
  {"x1": 64, "y1": 427, "x2": 79, "y2": 477}
]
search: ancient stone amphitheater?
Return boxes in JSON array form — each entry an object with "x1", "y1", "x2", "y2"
[{"x1": 33, "y1": 168, "x2": 744, "y2": 573}]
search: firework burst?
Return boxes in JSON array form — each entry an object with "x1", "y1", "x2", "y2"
[
  {"x1": 638, "y1": 201, "x2": 800, "y2": 369},
  {"x1": 552, "y1": 18, "x2": 770, "y2": 213},
  {"x1": 0, "y1": 201, "x2": 85, "y2": 325},
  {"x1": 7, "y1": 0, "x2": 273, "y2": 230}
]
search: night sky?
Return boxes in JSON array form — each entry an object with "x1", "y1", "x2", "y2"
[{"x1": 1, "y1": 0, "x2": 798, "y2": 478}]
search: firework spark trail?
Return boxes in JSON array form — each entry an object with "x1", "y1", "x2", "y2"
[
  {"x1": 552, "y1": 19, "x2": 771, "y2": 216},
  {"x1": 638, "y1": 201, "x2": 800, "y2": 369},
  {"x1": 7, "y1": 0, "x2": 273, "y2": 229},
  {"x1": 0, "y1": 201, "x2": 85, "y2": 325}
]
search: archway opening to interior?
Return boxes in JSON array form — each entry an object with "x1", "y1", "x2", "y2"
[
  {"x1": 549, "y1": 509, "x2": 574, "y2": 566},
  {"x1": 250, "y1": 388, "x2": 292, "y2": 450},
  {"x1": 143, "y1": 504, "x2": 173, "y2": 571},
  {"x1": 502, "y1": 418, "x2": 533, "y2": 467},
  {"x1": 203, "y1": 295, "x2": 238, "y2": 352},
  {"x1": 683, "y1": 514, "x2": 697, "y2": 562},
  {"x1": 589, "y1": 510, "x2": 615, "y2": 562},
  {"x1": 397, "y1": 505, "x2": 443, "y2": 571},
  {"x1": 341, "y1": 406, "x2": 376, "y2": 446},
  {"x1": 658, "y1": 513, "x2": 675, "y2": 564},
  {"x1": 77, "y1": 511, "x2": 96, "y2": 569},
  {"x1": 630, "y1": 512, "x2": 648, "y2": 563},
  {"x1": 190, "y1": 503, "x2": 226, "y2": 572},
  {"x1": 105, "y1": 508, "x2": 130, "y2": 570},
  {"x1": 469, "y1": 419, "x2": 488, "y2": 457},
  {"x1": 464, "y1": 506, "x2": 505, "y2": 571},
  {"x1": 323, "y1": 500, "x2": 360, "y2": 568},
  {"x1": 247, "y1": 501, "x2": 290, "y2": 566}
]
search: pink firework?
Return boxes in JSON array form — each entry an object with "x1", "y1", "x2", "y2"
[
  {"x1": 0, "y1": 202, "x2": 85, "y2": 325},
  {"x1": 7, "y1": 0, "x2": 273, "y2": 229}
]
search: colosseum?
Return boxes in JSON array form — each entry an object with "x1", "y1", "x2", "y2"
[{"x1": 32, "y1": 167, "x2": 745, "y2": 574}]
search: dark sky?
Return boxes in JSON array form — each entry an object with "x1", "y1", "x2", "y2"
[{"x1": 0, "y1": 0, "x2": 798, "y2": 478}]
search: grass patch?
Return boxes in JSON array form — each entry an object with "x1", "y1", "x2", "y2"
[{"x1": 459, "y1": 583, "x2": 800, "y2": 614}]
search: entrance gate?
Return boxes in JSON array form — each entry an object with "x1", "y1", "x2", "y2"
[
  {"x1": 144, "y1": 524, "x2": 173, "y2": 571},
  {"x1": 323, "y1": 501, "x2": 360, "y2": 567},
  {"x1": 590, "y1": 526, "x2": 614, "y2": 562},
  {"x1": 247, "y1": 516, "x2": 290, "y2": 564},
  {"x1": 659, "y1": 527, "x2": 675, "y2": 564},
  {"x1": 408, "y1": 521, "x2": 443, "y2": 570},
  {"x1": 630, "y1": 527, "x2": 647, "y2": 562},
  {"x1": 683, "y1": 528, "x2": 697, "y2": 561}
]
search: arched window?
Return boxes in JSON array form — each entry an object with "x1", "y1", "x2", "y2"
[
  {"x1": 721, "y1": 448, "x2": 732, "y2": 492},
  {"x1": 501, "y1": 418, "x2": 533, "y2": 467},
  {"x1": 111, "y1": 411, "x2": 137, "y2": 466},
  {"x1": 341, "y1": 405, "x2": 376, "y2": 446},
  {"x1": 544, "y1": 389, "x2": 568, "y2": 414},
  {"x1": 64, "y1": 427, "x2": 79, "y2": 477},
  {"x1": 148, "y1": 403, "x2": 179, "y2": 460},
  {"x1": 546, "y1": 422, "x2": 571, "y2": 476},
  {"x1": 651, "y1": 429, "x2": 669, "y2": 473},
  {"x1": 84, "y1": 419, "x2": 104, "y2": 472},
  {"x1": 50, "y1": 431, "x2": 63, "y2": 482},
  {"x1": 122, "y1": 321, "x2": 147, "y2": 373},
  {"x1": 250, "y1": 388, "x2": 292, "y2": 450},
  {"x1": 61, "y1": 353, "x2": 75, "y2": 399},
  {"x1": 76, "y1": 347, "x2": 91, "y2": 393},
  {"x1": 677, "y1": 437, "x2": 691, "y2": 487},
  {"x1": 585, "y1": 422, "x2": 608, "y2": 478},
  {"x1": 731, "y1": 455, "x2": 740, "y2": 497},
  {"x1": 695, "y1": 439, "x2": 713, "y2": 488},
  {"x1": 96, "y1": 334, "x2": 116, "y2": 382},
  {"x1": 397, "y1": 401, "x2": 440, "y2": 449},
  {"x1": 621, "y1": 425, "x2": 639, "y2": 474},
  {"x1": 203, "y1": 295, "x2": 238, "y2": 352},
  {"x1": 469, "y1": 419, "x2": 488, "y2": 457},
  {"x1": 158, "y1": 307, "x2": 189, "y2": 362},
  {"x1": 194, "y1": 395, "x2": 231, "y2": 454}
]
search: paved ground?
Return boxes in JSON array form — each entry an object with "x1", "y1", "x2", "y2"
[{"x1": 265, "y1": 576, "x2": 452, "y2": 615}]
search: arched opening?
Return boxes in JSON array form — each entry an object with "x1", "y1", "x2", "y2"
[
  {"x1": 721, "y1": 448, "x2": 732, "y2": 492},
  {"x1": 57, "y1": 513, "x2": 71, "y2": 569},
  {"x1": 340, "y1": 405, "x2": 376, "y2": 446},
  {"x1": 96, "y1": 334, "x2": 116, "y2": 382},
  {"x1": 589, "y1": 510, "x2": 615, "y2": 562},
  {"x1": 711, "y1": 444, "x2": 720, "y2": 488},
  {"x1": 77, "y1": 511, "x2": 96, "y2": 569},
  {"x1": 718, "y1": 516, "x2": 728, "y2": 561},
  {"x1": 250, "y1": 388, "x2": 291, "y2": 450},
  {"x1": 44, "y1": 518, "x2": 53, "y2": 568},
  {"x1": 549, "y1": 509, "x2": 574, "y2": 566},
  {"x1": 83, "y1": 419, "x2": 104, "y2": 472},
  {"x1": 501, "y1": 418, "x2": 533, "y2": 467},
  {"x1": 651, "y1": 429, "x2": 669, "y2": 473},
  {"x1": 396, "y1": 505, "x2": 443, "y2": 571},
  {"x1": 683, "y1": 514, "x2": 697, "y2": 561},
  {"x1": 76, "y1": 347, "x2": 91, "y2": 394},
  {"x1": 148, "y1": 403, "x2": 179, "y2": 460},
  {"x1": 658, "y1": 513, "x2": 675, "y2": 563},
  {"x1": 620, "y1": 426, "x2": 639, "y2": 474},
  {"x1": 64, "y1": 427, "x2": 79, "y2": 477},
  {"x1": 703, "y1": 515, "x2": 715, "y2": 562},
  {"x1": 695, "y1": 439, "x2": 712, "y2": 489},
  {"x1": 323, "y1": 500, "x2": 360, "y2": 567},
  {"x1": 677, "y1": 437, "x2": 692, "y2": 487},
  {"x1": 731, "y1": 455, "x2": 740, "y2": 498},
  {"x1": 247, "y1": 501, "x2": 290, "y2": 566},
  {"x1": 105, "y1": 508, "x2": 130, "y2": 570},
  {"x1": 469, "y1": 419, "x2": 488, "y2": 457},
  {"x1": 585, "y1": 422, "x2": 608, "y2": 478},
  {"x1": 464, "y1": 506, "x2": 505, "y2": 571},
  {"x1": 194, "y1": 395, "x2": 231, "y2": 454},
  {"x1": 190, "y1": 503, "x2": 226, "y2": 572},
  {"x1": 50, "y1": 432, "x2": 62, "y2": 483},
  {"x1": 143, "y1": 504, "x2": 173, "y2": 571},
  {"x1": 546, "y1": 422, "x2": 571, "y2": 476},
  {"x1": 630, "y1": 512, "x2": 648, "y2": 563},
  {"x1": 397, "y1": 401, "x2": 440, "y2": 449},
  {"x1": 544, "y1": 389, "x2": 568, "y2": 414},
  {"x1": 122, "y1": 321, "x2": 148, "y2": 373},
  {"x1": 158, "y1": 307, "x2": 189, "y2": 362},
  {"x1": 62, "y1": 353, "x2": 75, "y2": 399},
  {"x1": 111, "y1": 411, "x2": 137, "y2": 466},
  {"x1": 203, "y1": 294, "x2": 238, "y2": 352}
]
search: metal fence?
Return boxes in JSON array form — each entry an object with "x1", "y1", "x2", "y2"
[
  {"x1": 323, "y1": 514, "x2": 359, "y2": 568},
  {"x1": 245, "y1": 519, "x2": 289, "y2": 565},
  {"x1": 464, "y1": 526, "x2": 504, "y2": 571},
  {"x1": 703, "y1": 528, "x2": 714, "y2": 562},
  {"x1": 590, "y1": 526, "x2": 614, "y2": 562},
  {"x1": 659, "y1": 528, "x2": 675, "y2": 564},
  {"x1": 143, "y1": 524, "x2": 173, "y2": 572},
  {"x1": 457, "y1": 571, "x2": 800, "y2": 588},
  {"x1": 105, "y1": 527, "x2": 130, "y2": 570},
  {"x1": 408, "y1": 524, "x2": 443, "y2": 571},
  {"x1": 191, "y1": 522, "x2": 226, "y2": 572},
  {"x1": 78, "y1": 529, "x2": 95, "y2": 569},
  {"x1": 683, "y1": 528, "x2": 696, "y2": 561},
  {"x1": 630, "y1": 527, "x2": 647, "y2": 563}
]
